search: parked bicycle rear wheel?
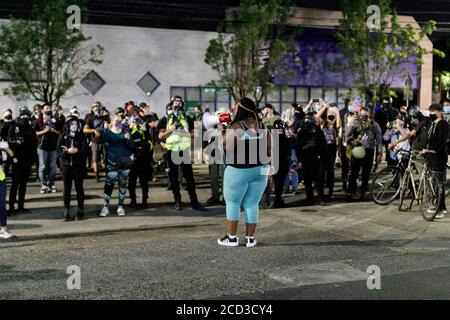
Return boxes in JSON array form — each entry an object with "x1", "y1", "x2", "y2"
[
  {"x1": 370, "y1": 166, "x2": 402, "y2": 205},
  {"x1": 445, "y1": 163, "x2": 450, "y2": 197},
  {"x1": 419, "y1": 174, "x2": 442, "y2": 221}
]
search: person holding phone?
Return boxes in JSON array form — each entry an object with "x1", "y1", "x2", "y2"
[
  {"x1": 57, "y1": 117, "x2": 87, "y2": 221},
  {"x1": 34, "y1": 104, "x2": 61, "y2": 194}
]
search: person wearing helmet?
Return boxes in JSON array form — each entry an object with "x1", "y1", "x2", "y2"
[
  {"x1": 158, "y1": 96, "x2": 205, "y2": 211},
  {"x1": 346, "y1": 106, "x2": 383, "y2": 201},
  {"x1": 388, "y1": 106, "x2": 430, "y2": 152},
  {"x1": 296, "y1": 111, "x2": 327, "y2": 206}
]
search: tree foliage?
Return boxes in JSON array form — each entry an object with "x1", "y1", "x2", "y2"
[
  {"x1": 335, "y1": 0, "x2": 444, "y2": 103},
  {"x1": 0, "y1": 0, "x2": 103, "y2": 105},
  {"x1": 205, "y1": 0, "x2": 300, "y2": 106}
]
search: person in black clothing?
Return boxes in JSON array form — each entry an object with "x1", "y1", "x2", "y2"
[
  {"x1": 0, "y1": 108, "x2": 15, "y2": 177},
  {"x1": 158, "y1": 96, "x2": 205, "y2": 211},
  {"x1": 374, "y1": 97, "x2": 399, "y2": 166},
  {"x1": 31, "y1": 104, "x2": 43, "y2": 181},
  {"x1": 270, "y1": 119, "x2": 290, "y2": 208},
  {"x1": 140, "y1": 102, "x2": 159, "y2": 181},
  {"x1": 297, "y1": 112, "x2": 326, "y2": 205},
  {"x1": 128, "y1": 114, "x2": 154, "y2": 210},
  {"x1": 83, "y1": 103, "x2": 107, "y2": 182},
  {"x1": 388, "y1": 106, "x2": 430, "y2": 152},
  {"x1": 419, "y1": 104, "x2": 449, "y2": 218},
  {"x1": 57, "y1": 117, "x2": 87, "y2": 221},
  {"x1": 7, "y1": 107, "x2": 35, "y2": 215}
]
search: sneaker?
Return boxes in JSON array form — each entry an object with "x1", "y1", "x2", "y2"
[
  {"x1": 99, "y1": 206, "x2": 110, "y2": 217},
  {"x1": 435, "y1": 211, "x2": 445, "y2": 219},
  {"x1": 217, "y1": 235, "x2": 239, "y2": 247},
  {"x1": 245, "y1": 236, "x2": 257, "y2": 248},
  {"x1": 117, "y1": 206, "x2": 126, "y2": 216},
  {"x1": 0, "y1": 228, "x2": 14, "y2": 240},
  {"x1": 50, "y1": 185, "x2": 58, "y2": 193},
  {"x1": 40, "y1": 186, "x2": 48, "y2": 194},
  {"x1": 442, "y1": 209, "x2": 448, "y2": 215}
]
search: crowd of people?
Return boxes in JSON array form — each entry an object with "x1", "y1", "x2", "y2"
[{"x1": 0, "y1": 95, "x2": 449, "y2": 246}]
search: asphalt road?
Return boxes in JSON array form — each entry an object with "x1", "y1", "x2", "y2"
[{"x1": 2, "y1": 202, "x2": 450, "y2": 300}]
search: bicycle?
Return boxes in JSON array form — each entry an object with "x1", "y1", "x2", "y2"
[
  {"x1": 370, "y1": 149, "x2": 410, "y2": 205},
  {"x1": 396, "y1": 150, "x2": 443, "y2": 221}
]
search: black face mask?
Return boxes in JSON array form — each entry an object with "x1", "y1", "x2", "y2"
[
  {"x1": 45, "y1": 111, "x2": 52, "y2": 117},
  {"x1": 328, "y1": 115, "x2": 336, "y2": 121},
  {"x1": 429, "y1": 114, "x2": 437, "y2": 121},
  {"x1": 361, "y1": 115, "x2": 369, "y2": 122},
  {"x1": 4, "y1": 115, "x2": 12, "y2": 120}
]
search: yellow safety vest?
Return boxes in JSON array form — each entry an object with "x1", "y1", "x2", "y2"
[
  {"x1": 131, "y1": 126, "x2": 154, "y2": 151},
  {"x1": 165, "y1": 114, "x2": 191, "y2": 152},
  {"x1": 0, "y1": 167, "x2": 5, "y2": 182}
]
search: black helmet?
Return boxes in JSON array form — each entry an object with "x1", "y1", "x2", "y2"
[
  {"x1": 170, "y1": 96, "x2": 185, "y2": 108},
  {"x1": 115, "y1": 107, "x2": 125, "y2": 116},
  {"x1": 407, "y1": 106, "x2": 421, "y2": 118},
  {"x1": 273, "y1": 119, "x2": 286, "y2": 130}
]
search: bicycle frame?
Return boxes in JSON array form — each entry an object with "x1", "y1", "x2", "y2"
[{"x1": 399, "y1": 153, "x2": 427, "y2": 211}]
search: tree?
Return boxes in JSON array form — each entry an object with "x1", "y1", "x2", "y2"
[
  {"x1": 204, "y1": 0, "x2": 300, "y2": 106},
  {"x1": 0, "y1": 0, "x2": 103, "y2": 106},
  {"x1": 335, "y1": 0, "x2": 444, "y2": 104}
]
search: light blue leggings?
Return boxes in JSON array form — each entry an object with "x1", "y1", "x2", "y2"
[{"x1": 223, "y1": 165, "x2": 269, "y2": 224}]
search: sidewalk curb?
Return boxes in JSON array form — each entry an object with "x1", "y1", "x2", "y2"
[{"x1": 6, "y1": 221, "x2": 221, "y2": 243}]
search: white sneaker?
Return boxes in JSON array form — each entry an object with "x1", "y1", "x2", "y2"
[
  {"x1": 435, "y1": 212, "x2": 445, "y2": 219},
  {"x1": 217, "y1": 235, "x2": 239, "y2": 247},
  {"x1": 246, "y1": 236, "x2": 257, "y2": 248},
  {"x1": 442, "y1": 209, "x2": 448, "y2": 215},
  {"x1": 117, "y1": 206, "x2": 126, "y2": 216},
  {"x1": 99, "y1": 206, "x2": 110, "y2": 217},
  {"x1": 0, "y1": 228, "x2": 14, "y2": 239},
  {"x1": 40, "y1": 186, "x2": 48, "y2": 194},
  {"x1": 50, "y1": 185, "x2": 58, "y2": 193}
]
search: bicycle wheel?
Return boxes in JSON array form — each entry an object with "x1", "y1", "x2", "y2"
[
  {"x1": 445, "y1": 163, "x2": 450, "y2": 197},
  {"x1": 370, "y1": 166, "x2": 402, "y2": 205},
  {"x1": 419, "y1": 174, "x2": 442, "y2": 221}
]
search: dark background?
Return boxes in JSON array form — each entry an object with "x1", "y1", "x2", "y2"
[
  {"x1": 0, "y1": 0, "x2": 449, "y2": 70},
  {"x1": 0, "y1": 0, "x2": 448, "y2": 37}
]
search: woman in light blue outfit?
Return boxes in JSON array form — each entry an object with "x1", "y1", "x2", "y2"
[{"x1": 217, "y1": 98, "x2": 271, "y2": 248}]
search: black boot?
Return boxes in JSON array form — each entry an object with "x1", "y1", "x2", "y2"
[
  {"x1": 7, "y1": 208, "x2": 15, "y2": 217},
  {"x1": 327, "y1": 188, "x2": 334, "y2": 202},
  {"x1": 342, "y1": 180, "x2": 347, "y2": 193},
  {"x1": 173, "y1": 201, "x2": 182, "y2": 211},
  {"x1": 64, "y1": 208, "x2": 72, "y2": 222},
  {"x1": 129, "y1": 198, "x2": 139, "y2": 210},
  {"x1": 76, "y1": 208, "x2": 84, "y2": 221},
  {"x1": 360, "y1": 190, "x2": 367, "y2": 202}
]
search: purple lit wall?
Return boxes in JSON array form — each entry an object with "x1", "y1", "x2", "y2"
[{"x1": 277, "y1": 31, "x2": 419, "y2": 89}]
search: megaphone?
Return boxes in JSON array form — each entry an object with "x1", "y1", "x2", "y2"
[{"x1": 202, "y1": 112, "x2": 233, "y2": 129}]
